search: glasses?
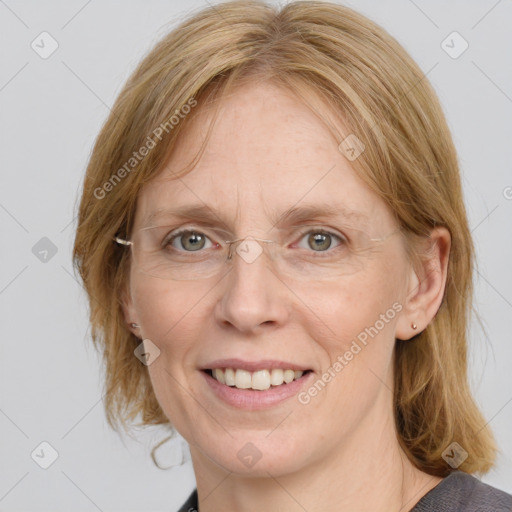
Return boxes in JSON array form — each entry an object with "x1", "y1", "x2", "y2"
[{"x1": 114, "y1": 223, "x2": 401, "y2": 281}]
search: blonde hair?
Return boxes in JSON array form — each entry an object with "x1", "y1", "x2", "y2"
[{"x1": 73, "y1": 0, "x2": 496, "y2": 476}]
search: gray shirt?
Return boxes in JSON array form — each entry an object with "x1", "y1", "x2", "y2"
[
  {"x1": 177, "y1": 470, "x2": 512, "y2": 511},
  {"x1": 411, "y1": 470, "x2": 512, "y2": 511}
]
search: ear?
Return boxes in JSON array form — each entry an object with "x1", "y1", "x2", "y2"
[
  {"x1": 395, "y1": 226, "x2": 451, "y2": 341},
  {"x1": 119, "y1": 284, "x2": 140, "y2": 336}
]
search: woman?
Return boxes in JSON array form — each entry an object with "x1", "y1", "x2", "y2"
[{"x1": 73, "y1": 1, "x2": 512, "y2": 510}]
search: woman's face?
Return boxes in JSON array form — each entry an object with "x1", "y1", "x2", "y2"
[{"x1": 124, "y1": 82, "x2": 414, "y2": 476}]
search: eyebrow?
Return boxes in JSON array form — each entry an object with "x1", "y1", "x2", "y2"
[
  {"x1": 270, "y1": 204, "x2": 369, "y2": 227},
  {"x1": 143, "y1": 203, "x2": 369, "y2": 231}
]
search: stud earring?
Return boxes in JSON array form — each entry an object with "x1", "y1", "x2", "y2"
[
  {"x1": 130, "y1": 323, "x2": 140, "y2": 329},
  {"x1": 411, "y1": 322, "x2": 417, "y2": 330}
]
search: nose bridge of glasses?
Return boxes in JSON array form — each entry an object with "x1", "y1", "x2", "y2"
[{"x1": 225, "y1": 236, "x2": 276, "y2": 263}]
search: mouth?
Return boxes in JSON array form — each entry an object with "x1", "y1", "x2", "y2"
[
  {"x1": 199, "y1": 358, "x2": 315, "y2": 409},
  {"x1": 203, "y1": 368, "x2": 313, "y2": 391}
]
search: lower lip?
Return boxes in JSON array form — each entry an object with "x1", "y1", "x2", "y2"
[{"x1": 202, "y1": 371, "x2": 314, "y2": 410}]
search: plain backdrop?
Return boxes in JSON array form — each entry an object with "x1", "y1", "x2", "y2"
[{"x1": 1, "y1": 0, "x2": 511, "y2": 510}]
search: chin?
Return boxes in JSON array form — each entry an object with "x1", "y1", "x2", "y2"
[{"x1": 191, "y1": 431, "x2": 313, "y2": 477}]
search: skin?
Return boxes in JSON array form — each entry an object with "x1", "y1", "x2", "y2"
[{"x1": 122, "y1": 81, "x2": 450, "y2": 511}]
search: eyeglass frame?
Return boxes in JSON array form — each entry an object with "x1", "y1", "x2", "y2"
[
  {"x1": 113, "y1": 226, "x2": 402, "y2": 270},
  {"x1": 115, "y1": 234, "x2": 287, "y2": 260}
]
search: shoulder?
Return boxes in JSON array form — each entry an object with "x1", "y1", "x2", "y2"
[
  {"x1": 176, "y1": 476, "x2": 512, "y2": 512},
  {"x1": 411, "y1": 471, "x2": 512, "y2": 512},
  {"x1": 176, "y1": 489, "x2": 198, "y2": 512}
]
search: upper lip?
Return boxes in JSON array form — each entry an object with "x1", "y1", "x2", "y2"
[{"x1": 201, "y1": 358, "x2": 311, "y2": 372}]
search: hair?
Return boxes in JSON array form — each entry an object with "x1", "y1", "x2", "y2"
[{"x1": 73, "y1": 0, "x2": 497, "y2": 477}]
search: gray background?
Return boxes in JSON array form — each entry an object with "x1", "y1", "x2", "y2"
[{"x1": 0, "y1": 0, "x2": 511, "y2": 510}]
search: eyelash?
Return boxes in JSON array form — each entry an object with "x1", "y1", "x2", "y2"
[{"x1": 163, "y1": 226, "x2": 348, "y2": 253}]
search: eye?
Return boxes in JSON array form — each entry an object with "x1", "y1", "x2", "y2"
[
  {"x1": 295, "y1": 229, "x2": 346, "y2": 252},
  {"x1": 165, "y1": 229, "x2": 215, "y2": 252}
]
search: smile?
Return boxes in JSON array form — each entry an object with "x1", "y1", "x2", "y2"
[{"x1": 206, "y1": 368, "x2": 310, "y2": 390}]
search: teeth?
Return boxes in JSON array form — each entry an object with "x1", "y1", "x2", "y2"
[
  {"x1": 252, "y1": 370, "x2": 271, "y2": 390},
  {"x1": 225, "y1": 368, "x2": 235, "y2": 386},
  {"x1": 210, "y1": 368, "x2": 305, "y2": 390},
  {"x1": 283, "y1": 369, "x2": 295, "y2": 383},
  {"x1": 213, "y1": 368, "x2": 225, "y2": 384},
  {"x1": 235, "y1": 369, "x2": 252, "y2": 389},
  {"x1": 270, "y1": 368, "x2": 284, "y2": 386}
]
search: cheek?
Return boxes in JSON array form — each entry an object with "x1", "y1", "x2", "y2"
[
  {"x1": 297, "y1": 281, "x2": 400, "y2": 425},
  {"x1": 129, "y1": 278, "x2": 212, "y2": 426},
  {"x1": 302, "y1": 268, "x2": 402, "y2": 399},
  {"x1": 304, "y1": 269, "x2": 401, "y2": 346},
  {"x1": 131, "y1": 276, "x2": 212, "y2": 355}
]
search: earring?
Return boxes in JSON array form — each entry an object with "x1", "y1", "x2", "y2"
[
  {"x1": 130, "y1": 323, "x2": 140, "y2": 329},
  {"x1": 411, "y1": 322, "x2": 418, "y2": 330}
]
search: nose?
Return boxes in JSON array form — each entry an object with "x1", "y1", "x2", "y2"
[{"x1": 215, "y1": 238, "x2": 291, "y2": 334}]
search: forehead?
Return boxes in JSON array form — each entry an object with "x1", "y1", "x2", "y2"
[{"x1": 135, "y1": 81, "x2": 394, "y2": 231}]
